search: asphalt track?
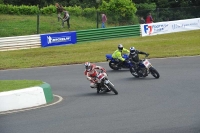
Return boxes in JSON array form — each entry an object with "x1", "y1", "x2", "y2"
[{"x1": 0, "y1": 56, "x2": 200, "y2": 133}]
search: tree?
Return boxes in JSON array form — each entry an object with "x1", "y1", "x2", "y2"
[{"x1": 99, "y1": 0, "x2": 137, "y2": 25}]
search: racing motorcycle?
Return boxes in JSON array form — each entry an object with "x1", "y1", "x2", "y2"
[
  {"x1": 95, "y1": 71, "x2": 118, "y2": 95},
  {"x1": 129, "y1": 55, "x2": 160, "y2": 79},
  {"x1": 105, "y1": 54, "x2": 132, "y2": 70}
]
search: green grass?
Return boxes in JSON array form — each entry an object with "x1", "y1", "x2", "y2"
[
  {"x1": 0, "y1": 80, "x2": 44, "y2": 92},
  {"x1": 0, "y1": 14, "x2": 200, "y2": 92},
  {"x1": 1, "y1": 29, "x2": 200, "y2": 70},
  {"x1": 0, "y1": 14, "x2": 105, "y2": 37}
]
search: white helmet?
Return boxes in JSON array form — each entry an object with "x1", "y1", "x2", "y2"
[
  {"x1": 84, "y1": 62, "x2": 91, "y2": 71},
  {"x1": 118, "y1": 44, "x2": 123, "y2": 51}
]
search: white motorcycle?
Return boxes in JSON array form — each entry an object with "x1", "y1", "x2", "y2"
[
  {"x1": 130, "y1": 55, "x2": 160, "y2": 78},
  {"x1": 95, "y1": 71, "x2": 118, "y2": 95}
]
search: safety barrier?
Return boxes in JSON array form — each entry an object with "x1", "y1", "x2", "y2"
[
  {"x1": 77, "y1": 25, "x2": 141, "y2": 43},
  {"x1": 0, "y1": 35, "x2": 41, "y2": 51},
  {"x1": 0, "y1": 25, "x2": 141, "y2": 51}
]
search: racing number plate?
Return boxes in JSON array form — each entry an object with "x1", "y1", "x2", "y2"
[{"x1": 143, "y1": 59, "x2": 151, "y2": 68}]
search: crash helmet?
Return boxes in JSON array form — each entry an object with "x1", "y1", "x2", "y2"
[
  {"x1": 130, "y1": 47, "x2": 136, "y2": 55},
  {"x1": 85, "y1": 62, "x2": 91, "y2": 71},
  {"x1": 118, "y1": 44, "x2": 123, "y2": 51}
]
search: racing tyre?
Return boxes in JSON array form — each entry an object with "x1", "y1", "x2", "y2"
[
  {"x1": 107, "y1": 82, "x2": 118, "y2": 95},
  {"x1": 130, "y1": 67, "x2": 139, "y2": 78},
  {"x1": 109, "y1": 61, "x2": 120, "y2": 70},
  {"x1": 150, "y1": 67, "x2": 160, "y2": 79}
]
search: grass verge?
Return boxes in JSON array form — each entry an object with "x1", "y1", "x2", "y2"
[
  {"x1": 0, "y1": 80, "x2": 44, "y2": 92},
  {"x1": 0, "y1": 29, "x2": 200, "y2": 92},
  {"x1": 1, "y1": 29, "x2": 200, "y2": 70}
]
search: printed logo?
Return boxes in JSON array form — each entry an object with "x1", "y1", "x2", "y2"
[
  {"x1": 172, "y1": 22, "x2": 199, "y2": 30},
  {"x1": 144, "y1": 24, "x2": 168, "y2": 34},
  {"x1": 144, "y1": 25, "x2": 152, "y2": 35},
  {"x1": 47, "y1": 36, "x2": 71, "y2": 44}
]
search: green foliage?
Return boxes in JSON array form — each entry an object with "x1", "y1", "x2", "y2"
[
  {"x1": 135, "y1": 3, "x2": 156, "y2": 20},
  {"x1": 0, "y1": 0, "x2": 3, "y2": 4},
  {"x1": 40, "y1": 5, "x2": 55, "y2": 15},
  {"x1": 0, "y1": 4, "x2": 39, "y2": 15},
  {"x1": 82, "y1": 7, "x2": 96, "y2": 21},
  {"x1": 65, "y1": 6, "x2": 83, "y2": 16},
  {"x1": 99, "y1": 0, "x2": 137, "y2": 25}
]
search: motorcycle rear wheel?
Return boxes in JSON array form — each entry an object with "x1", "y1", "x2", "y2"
[{"x1": 109, "y1": 61, "x2": 120, "y2": 70}]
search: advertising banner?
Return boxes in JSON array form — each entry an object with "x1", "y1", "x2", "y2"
[
  {"x1": 40, "y1": 31, "x2": 77, "y2": 47},
  {"x1": 141, "y1": 18, "x2": 200, "y2": 36}
]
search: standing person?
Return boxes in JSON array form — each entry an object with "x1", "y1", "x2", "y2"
[
  {"x1": 112, "y1": 44, "x2": 130, "y2": 67},
  {"x1": 101, "y1": 13, "x2": 107, "y2": 28},
  {"x1": 62, "y1": 9, "x2": 70, "y2": 29},
  {"x1": 84, "y1": 62, "x2": 107, "y2": 93},
  {"x1": 140, "y1": 17, "x2": 145, "y2": 24},
  {"x1": 146, "y1": 13, "x2": 153, "y2": 24},
  {"x1": 55, "y1": 3, "x2": 63, "y2": 22}
]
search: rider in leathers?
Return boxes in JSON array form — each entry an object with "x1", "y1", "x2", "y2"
[
  {"x1": 84, "y1": 62, "x2": 107, "y2": 89},
  {"x1": 112, "y1": 44, "x2": 130, "y2": 67},
  {"x1": 128, "y1": 47, "x2": 149, "y2": 73}
]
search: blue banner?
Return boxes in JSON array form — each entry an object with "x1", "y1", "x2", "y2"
[{"x1": 40, "y1": 31, "x2": 77, "y2": 47}]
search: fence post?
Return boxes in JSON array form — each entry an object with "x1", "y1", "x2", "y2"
[
  {"x1": 156, "y1": 8, "x2": 159, "y2": 22},
  {"x1": 37, "y1": 13, "x2": 39, "y2": 34},
  {"x1": 97, "y1": 11, "x2": 99, "y2": 28}
]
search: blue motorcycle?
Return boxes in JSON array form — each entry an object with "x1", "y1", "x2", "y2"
[
  {"x1": 105, "y1": 54, "x2": 134, "y2": 70},
  {"x1": 129, "y1": 55, "x2": 160, "y2": 78}
]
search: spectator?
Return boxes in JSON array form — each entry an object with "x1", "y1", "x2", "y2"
[
  {"x1": 55, "y1": 3, "x2": 63, "y2": 22},
  {"x1": 146, "y1": 13, "x2": 153, "y2": 24},
  {"x1": 62, "y1": 9, "x2": 70, "y2": 29},
  {"x1": 140, "y1": 17, "x2": 145, "y2": 24},
  {"x1": 101, "y1": 13, "x2": 107, "y2": 28}
]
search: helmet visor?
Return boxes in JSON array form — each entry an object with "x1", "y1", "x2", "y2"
[
  {"x1": 118, "y1": 47, "x2": 123, "y2": 51},
  {"x1": 130, "y1": 50, "x2": 136, "y2": 54},
  {"x1": 85, "y1": 66, "x2": 91, "y2": 71}
]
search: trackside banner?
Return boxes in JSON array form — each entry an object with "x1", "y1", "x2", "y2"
[
  {"x1": 40, "y1": 31, "x2": 77, "y2": 47},
  {"x1": 141, "y1": 18, "x2": 200, "y2": 36}
]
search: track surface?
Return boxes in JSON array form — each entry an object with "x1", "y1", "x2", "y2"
[{"x1": 0, "y1": 56, "x2": 200, "y2": 133}]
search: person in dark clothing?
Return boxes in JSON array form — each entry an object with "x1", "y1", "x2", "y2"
[
  {"x1": 55, "y1": 3, "x2": 63, "y2": 22},
  {"x1": 128, "y1": 47, "x2": 149, "y2": 71},
  {"x1": 62, "y1": 9, "x2": 70, "y2": 29},
  {"x1": 140, "y1": 17, "x2": 145, "y2": 24}
]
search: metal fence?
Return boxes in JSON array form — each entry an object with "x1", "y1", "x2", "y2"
[
  {"x1": 0, "y1": 6, "x2": 199, "y2": 37},
  {"x1": 94, "y1": 6, "x2": 200, "y2": 27},
  {"x1": 136, "y1": 6, "x2": 200, "y2": 23}
]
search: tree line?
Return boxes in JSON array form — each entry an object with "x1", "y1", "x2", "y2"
[{"x1": 1, "y1": 0, "x2": 200, "y2": 9}]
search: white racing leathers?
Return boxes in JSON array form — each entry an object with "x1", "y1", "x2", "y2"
[{"x1": 85, "y1": 66, "x2": 107, "y2": 88}]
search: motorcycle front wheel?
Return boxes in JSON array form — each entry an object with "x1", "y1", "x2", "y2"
[
  {"x1": 130, "y1": 67, "x2": 139, "y2": 78},
  {"x1": 149, "y1": 67, "x2": 160, "y2": 79},
  {"x1": 109, "y1": 61, "x2": 120, "y2": 70},
  {"x1": 107, "y1": 82, "x2": 118, "y2": 95}
]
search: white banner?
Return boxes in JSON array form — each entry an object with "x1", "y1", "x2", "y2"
[{"x1": 140, "y1": 18, "x2": 200, "y2": 36}]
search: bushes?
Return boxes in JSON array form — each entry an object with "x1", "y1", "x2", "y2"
[{"x1": 0, "y1": 4, "x2": 39, "y2": 15}]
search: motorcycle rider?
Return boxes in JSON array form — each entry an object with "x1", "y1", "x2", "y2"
[
  {"x1": 129, "y1": 47, "x2": 149, "y2": 74},
  {"x1": 84, "y1": 62, "x2": 107, "y2": 92},
  {"x1": 112, "y1": 44, "x2": 130, "y2": 67}
]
